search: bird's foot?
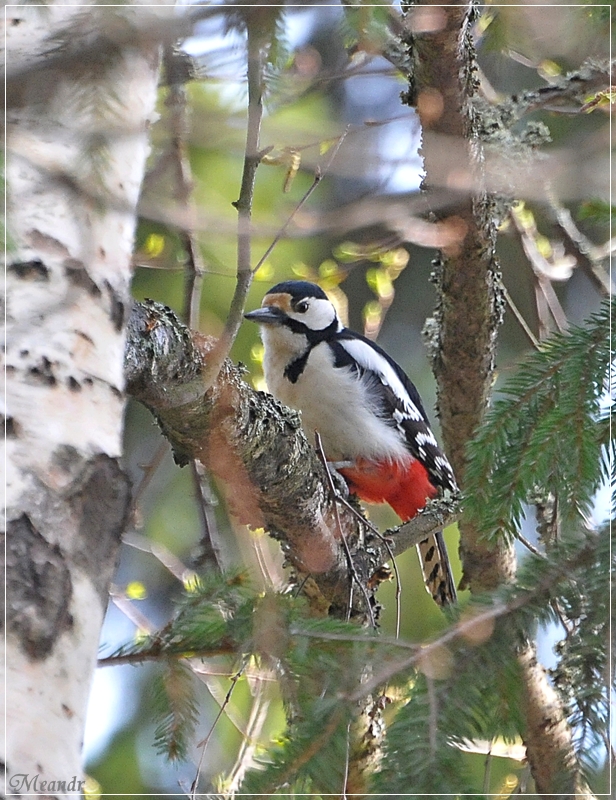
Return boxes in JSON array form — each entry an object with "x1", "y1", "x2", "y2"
[{"x1": 325, "y1": 461, "x2": 354, "y2": 498}]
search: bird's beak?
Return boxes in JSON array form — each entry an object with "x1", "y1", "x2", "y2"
[{"x1": 244, "y1": 306, "x2": 286, "y2": 325}]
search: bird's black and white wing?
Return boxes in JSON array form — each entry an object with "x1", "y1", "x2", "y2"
[{"x1": 331, "y1": 330, "x2": 457, "y2": 493}]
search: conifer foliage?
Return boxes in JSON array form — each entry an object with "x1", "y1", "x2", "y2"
[
  {"x1": 464, "y1": 299, "x2": 613, "y2": 542},
  {"x1": 109, "y1": 302, "x2": 613, "y2": 796}
]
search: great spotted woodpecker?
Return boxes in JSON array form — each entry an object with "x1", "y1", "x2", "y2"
[{"x1": 245, "y1": 280, "x2": 458, "y2": 606}]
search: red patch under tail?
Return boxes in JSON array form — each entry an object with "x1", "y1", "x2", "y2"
[
  {"x1": 339, "y1": 458, "x2": 457, "y2": 606},
  {"x1": 339, "y1": 457, "x2": 436, "y2": 522}
]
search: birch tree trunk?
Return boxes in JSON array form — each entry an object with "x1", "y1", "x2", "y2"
[{"x1": 2, "y1": 5, "x2": 166, "y2": 794}]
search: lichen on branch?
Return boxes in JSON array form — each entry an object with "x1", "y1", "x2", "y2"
[{"x1": 124, "y1": 300, "x2": 457, "y2": 619}]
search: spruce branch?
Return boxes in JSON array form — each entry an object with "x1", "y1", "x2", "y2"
[
  {"x1": 152, "y1": 660, "x2": 200, "y2": 762},
  {"x1": 464, "y1": 299, "x2": 613, "y2": 541},
  {"x1": 100, "y1": 529, "x2": 610, "y2": 793}
]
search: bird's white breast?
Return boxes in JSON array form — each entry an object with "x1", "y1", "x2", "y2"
[{"x1": 261, "y1": 327, "x2": 409, "y2": 463}]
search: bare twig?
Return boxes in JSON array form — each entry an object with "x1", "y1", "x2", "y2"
[
  {"x1": 201, "y1": 25, "x2": 265, "y2": 392},
  {"x1": 128, "y1": 440, "x2": 169, "y2": 527},
  {"x1": 342, "y1": 719, "x2": 352, "y2": 800},
  {"x1": 190, "y1": 460, "x2": 224, "y2": 572},
  {"x1": 538, "y1": 277, "x2": 568, "y2": 334},
  {"x1": 226, "y1": 671, "x2": 273, "y2": 793},
  {"x1": 516, "y1": 532, "x2": 545, "y2": 559},
  {"x1": 164, "y1": 45, "x2": 207, "y2": 331},
  {"x1": 189, "y1": 663, "x2": 251, "y2": 740},
  {"x1": 253, "y1": 128, "x2": 349, "y2": 274},
  {"x1": 326, "y1": 478, "x2": 403, "y2": 638},
  {"x1": 510, "y1": 206, "x2": 570, "y2": 336},
  {"x1": 499, "y1": 282, "x2": 541, "y2": 350},
  {"x1": 190, "y1": 661, "x2": 247, "y2": 798},
  {"x1": 314, "y1": 432, "x2": 376, "y2": 628},
  {"x1": 123, "y1": 531, "x2": 197, "y2": 584},
  {"x1": 482, "y1": 744, "x2": 493, "y2": 795},
  {"x1": 426, "y1": 675, "x2": 437, "y2": 758},
  {"x1": 164, "y1": 46, "x2": 223, "y2": 573},
  {"x1": 109, "y1": 585, "x2": 156, "y2": 634},
  {"x1": 549, "y1": 197, "x2": 614, "y2": 297}
]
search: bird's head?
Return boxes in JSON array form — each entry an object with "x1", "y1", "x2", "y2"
[{"x1": 245, "y1": 281, "x2": 341, "y2": 340}]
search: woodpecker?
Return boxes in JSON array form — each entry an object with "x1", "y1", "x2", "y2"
[{"x1": 245, "y1": 280, "x2": 457, "y2": 606}]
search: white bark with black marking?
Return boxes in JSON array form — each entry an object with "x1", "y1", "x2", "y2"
[{"x1": 2, "y1": 4, "x2": 165, "y2": 795}]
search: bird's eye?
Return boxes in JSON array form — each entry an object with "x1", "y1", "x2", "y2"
[{"x1": 295, "y1": 300, "x2": 309, "y2": 313}]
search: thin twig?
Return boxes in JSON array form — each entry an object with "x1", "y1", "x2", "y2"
[
  {"x1": 516, "y1": 532, "x2": 545, "y2": 559},
  {"x1": 314, "y1": 432, "x2": 376, "y2": 628},
  {"x1": 226, "y1": 672, "x2": 273, "y2": 792},
  {"x1": 510, "y1": 206, "x2": 570, "y2": 335},
  {"x1": 482, "y1": 742, "x2": 493, "y2": 795},
  {"x1": 549, "y1": 196, "x2": 613, "y2": 297},
  {"x1": 200, "y1": 120, "x2": 348, "y2": 391},
  {"x1": 190, "y1": 460, "x2": 224, "y2": 572},
  {"x1": 128, "y1": 440, "x2": 169, "y2": 526},
  {"x1": 188, "y1": 664, "x2": 252, "y2": 740},
  {"x1": 426, "y1": 675, "x2": 437, "y2": 758},
  {"x1": 252, "y1": 128, "x2": 349, "y2": 274},
  {"x1": 109, "y1": 586, "x2": 156, "y2": 635},
  {"x1": 329, "y1": 483, "x2": 402, "y2": 639},
  {"x1": 190, "y1": 661, "x2": 247, "y2": 798},
  {"x1": 201, "y1": 25, "x2": 265, "y2": 392},
  {"x1": 550, "y1": 599, "x2": 574, "y2": 636},
  {"x1": 341, "y1": 719, "x2": 352, "y2": 800},
  {"x1": 534, "y1": 278, "x2": 552, "y2": 340},
  {"x1": 499, "y1": 281, "x2": 541, "y2": 350},
  {"x1": 123, "y1": 531, "x2": 197, "y2": 584},
  {"x1": 164, "y1": 45, "x2": 222, "y2": 573},
  {"x1": 164, "y1": 46, "x2": 207, "y2": 332},
  {"x1": 538, "y1": 277, "x2": 568, "y2": 334},
  {"x1": 263, "y1": 707, "x2": 346, "y2": 792}
]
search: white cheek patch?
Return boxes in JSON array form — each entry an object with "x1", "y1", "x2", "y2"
[{"x1": 288, "y1": 297, "x2": 337, "y2": 331}]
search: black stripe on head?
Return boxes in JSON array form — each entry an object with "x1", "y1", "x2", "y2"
[{"x1": 266, "y1": 281, "x2": 328, "y2": 302}]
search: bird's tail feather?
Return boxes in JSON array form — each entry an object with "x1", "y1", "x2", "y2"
[{"x1": 416, "y1": 531, "x2": 457, "y2": 606}]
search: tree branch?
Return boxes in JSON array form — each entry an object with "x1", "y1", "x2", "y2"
[
  {"x1": 124, "y1": 300, "x2": 459, "y2": 620},
  {"x1": 404, "y1": 3, "x2": 591, "y2": 795},
  {"x1": 201, "y1": 23, "x2": 266, "y2": 391}
]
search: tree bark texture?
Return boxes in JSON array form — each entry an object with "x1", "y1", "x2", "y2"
[
  {"x1": 518, "y1": 644, "x2": 580, "y2": 799},
  {"x1": 403, "y1": 3, "x2": 584, "y2": 796},
  {"x1": 2, "y1": 5, "x2": 165, "y2": 794},
  {"x1": 124, "y1": 300, "x2": 457, "y2": 624},
  {"x1": 403, "y1": 0, "x2": 514, "y2": 593}
]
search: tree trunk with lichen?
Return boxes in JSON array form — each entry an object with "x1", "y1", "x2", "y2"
[
  {"x1": 2, "y1": 4, "x2": 165, "y2": 794},
  {"x1": 403, "y1": 0, "x2": 513, "y2": 592},
  {"x1": 403, "y1": 2, "x2": 583, "y2": 796}
]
